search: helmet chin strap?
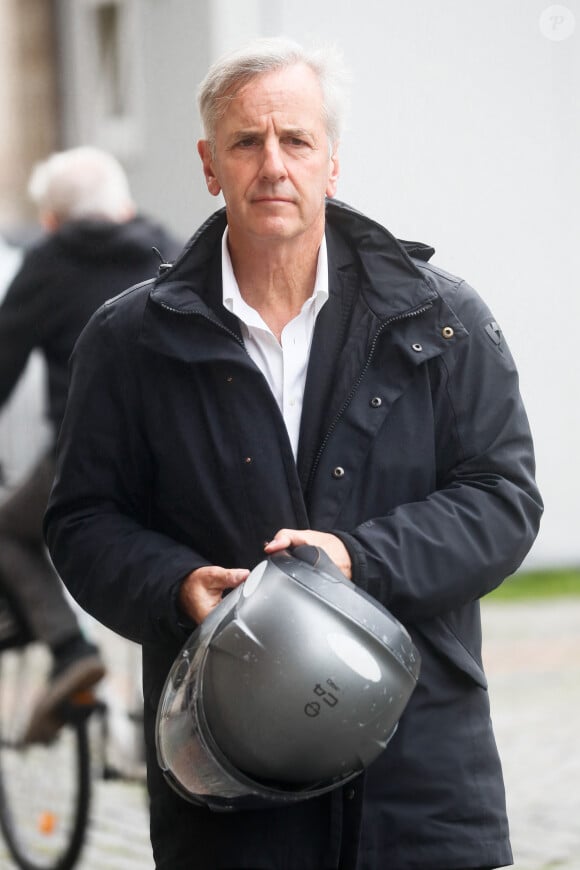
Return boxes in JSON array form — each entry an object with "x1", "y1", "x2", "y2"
[{"x1": 287, "y1": 543, "x2": 320, "y2": 567}]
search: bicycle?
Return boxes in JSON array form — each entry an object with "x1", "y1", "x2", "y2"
[{"x1": 0, "y1": 585, "x2": 98, "y2": 870}]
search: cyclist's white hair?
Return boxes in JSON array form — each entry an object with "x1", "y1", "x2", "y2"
[
  {"x1": 198, "y1": 37, "x2": 350, "y2": 153},
  {"x1": 28, "y1": 146, "x2": 134, "y2": 222}
]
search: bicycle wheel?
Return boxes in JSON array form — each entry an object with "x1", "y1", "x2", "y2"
[{"x1": 0, "y1": 643, "x2": 91, "y2": 870}]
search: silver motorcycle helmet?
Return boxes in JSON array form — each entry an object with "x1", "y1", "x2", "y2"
[{"x1": 156, "y1": 546, "x2": 420, "y2": 811}]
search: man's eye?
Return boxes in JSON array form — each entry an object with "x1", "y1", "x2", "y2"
[{"x1": 236, "y1": 138, "x2": 257, "y2": 148}]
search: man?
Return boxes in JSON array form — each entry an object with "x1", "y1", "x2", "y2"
[
  {"x1": 0, "y1": 146, "x2": 181, "y2": 742},
  {"x1": 45, "y1": 39, "x2": 543, "y2": 870}
]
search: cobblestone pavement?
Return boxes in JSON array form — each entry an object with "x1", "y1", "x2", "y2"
[
  {"x1": 1, "y1": 598, "x2": 579, "y2": 869},
  {"x1": 482, "y1": 598, "x2": 580, "y2": 870}
]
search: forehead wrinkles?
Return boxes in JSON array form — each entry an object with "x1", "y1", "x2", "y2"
[{"x1": 224, "y1": 67, "x2": 325, "y2": 131}]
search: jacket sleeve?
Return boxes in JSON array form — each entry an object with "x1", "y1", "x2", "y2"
[
  {"x1": 44, "y1": 302, "x2": 205, "y2": 646},
  {"x1": 336, "y1": 279, "x2": 543, "y2": 624},
  {"x1": 0, "y1": 259, "x2": 40, "y2": 408}
]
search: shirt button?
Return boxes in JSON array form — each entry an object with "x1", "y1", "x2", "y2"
[{"x1": 332, "y1": 466, "x2": 345, "y2": 479}]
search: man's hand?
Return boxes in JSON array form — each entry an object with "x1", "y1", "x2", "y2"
[
  {"x1": 178, "y1": 565, "x2": 250, "y2": 624},
  {"x1": 264, "y1": 529, "x2": 352, "y2": 580}
]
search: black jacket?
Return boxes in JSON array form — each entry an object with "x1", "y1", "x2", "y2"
[
  {"x1": 46, "y1": 201, "x2": 543, "y2": 869},
  {"x1": 0, "y1": 215, "x2": 181, "y2": 435}
]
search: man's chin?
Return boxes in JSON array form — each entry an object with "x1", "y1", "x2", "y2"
[{"x1": 248, "y1": 216, "x2": 299, "y2": 240}]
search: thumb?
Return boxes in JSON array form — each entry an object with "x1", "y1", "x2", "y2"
[
  {"x1": 223, "y1": 568, "x2": 250, "y2": 588},
  {"x1": 264, "y1": 530, "x2": 293, "y2": 553}
]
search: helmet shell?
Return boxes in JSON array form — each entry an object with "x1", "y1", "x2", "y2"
[{"x1": 156, "y1": 547, "x2": 420, "y2": 809}]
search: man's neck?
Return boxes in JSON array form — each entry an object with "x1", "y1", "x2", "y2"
[{"x1": 227, "y1": 230, "x2": 324, "y2": 341}]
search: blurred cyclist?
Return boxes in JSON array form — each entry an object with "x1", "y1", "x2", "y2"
[{"x1": 0, "y1": 146, "x2": 182, "y2": 742}]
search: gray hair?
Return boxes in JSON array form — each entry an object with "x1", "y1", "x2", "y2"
[
  {"x1": 28, "y1": 146, "x2": 134, "y2": 223},
  {"x1": 197, "y1": 37, "x2": 350, "y2": 151}
]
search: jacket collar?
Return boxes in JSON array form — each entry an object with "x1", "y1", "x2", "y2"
[
  {"x1": 149, "y1": 200, "x2": 438, "y2": 323},
  {"x1": 149, "y1": 208, "x2": 227, "y2": 315},
  {"x1": 324, "y1": 199, "x2": 437, "y2": 319}
]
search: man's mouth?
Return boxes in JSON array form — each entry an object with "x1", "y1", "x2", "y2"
[{"x1": 252, "y1": 196, "x2": 294, "y2": 204}]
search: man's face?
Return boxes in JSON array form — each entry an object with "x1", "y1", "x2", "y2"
[{"x1": 198, "y1": 63, "x2": 340, "y2": 247}]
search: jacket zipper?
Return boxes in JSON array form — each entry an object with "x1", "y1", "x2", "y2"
[
  {"x1": 155, "y1": 300, "x2": 249, "y2": 351},
  {"x1": 156, "y1": 296, "x2": 433, "y2": 497},
  {"x1": 305, "y1": 302, "x2": 433, "y2": 495}
]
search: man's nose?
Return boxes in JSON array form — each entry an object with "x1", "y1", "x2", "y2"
[{"x1": 260, "y1": 141, "x2": 287, "y2": 181}]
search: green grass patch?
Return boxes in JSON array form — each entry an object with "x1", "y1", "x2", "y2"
[{"x1": 488, "y1": 568, "x2": 580, "y2": 601}]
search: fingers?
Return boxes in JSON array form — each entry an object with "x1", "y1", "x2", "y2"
[
  {"x1": 263, "y1": 529, "x2": 308, "y2": 553},
  {"x1": 191, "y1": 565, "x2": 249, "y2": 590},
  {"x1": 179, "y1": 565, "x2": 249, "y2": 624},
  {"x1": 222, "y1": 568, "x2": 251, "y2": 588},
  {"x1": 264, "y1": 529, "x2": 352, "y2": 580}
]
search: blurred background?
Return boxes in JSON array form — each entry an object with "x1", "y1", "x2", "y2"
[{"x1": 0, "y1": 0, "x2": 578, "y2": 571}]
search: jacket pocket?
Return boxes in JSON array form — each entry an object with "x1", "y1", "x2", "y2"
[{"x1": 412, "y1": 615, "x2": 488, "y2": 689}]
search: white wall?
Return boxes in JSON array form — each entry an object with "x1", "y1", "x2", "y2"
[{"x1": 196, "y1": 0, "x2": 578, "y2": 569}]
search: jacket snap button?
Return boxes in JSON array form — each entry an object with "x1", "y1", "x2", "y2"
[
  {"x1": 441, "y1": 326, "x2": 454, "y2": 339},
  {"x1": 332, "y1": 466, "x2": 345, "y2": 479},
  {"x1": 244, "y1": 457, "x2": 252, "y2": 464},
  {"x1": 345, "y1": 788, "x2": 356, "y2": 800},
  {"x1": 411, "y1": 343, "x2": 423, "y2": 352},
  {"x1": 226, "y1": 375, "x2": 233, "y2": 383},
  {"x1": 370, "y1": 396, "x2": 382, "y2": 408}
]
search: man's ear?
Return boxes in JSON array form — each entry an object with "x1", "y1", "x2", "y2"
[
  {"x1": 325, "y1": 146, "x2": 340, "y2": 199},
  {"x1": 197, "y1": 140, "x2": 221, "y2": 197}
]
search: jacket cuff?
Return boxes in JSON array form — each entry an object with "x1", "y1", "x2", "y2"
[
  {"x1": 170, "y1": 573, "x2": 199, "y2": 639},
  {"x1": 331, "y1": 530, "x2": 368, "y2": 589}
]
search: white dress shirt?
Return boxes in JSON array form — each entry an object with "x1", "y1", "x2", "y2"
[{"x1": 222, "y1": 229, "x2": 329, "y2": 459}]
